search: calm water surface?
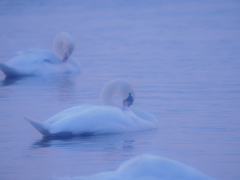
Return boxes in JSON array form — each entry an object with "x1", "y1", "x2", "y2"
[{"x1": 0, "y1": 0, "x2": 240, "y2": 180}]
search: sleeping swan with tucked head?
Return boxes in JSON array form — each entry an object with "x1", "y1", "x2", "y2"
[
  {"x1": 25, "y1": 79, "x2": 158, "y2": 136},
  {"x1": 0, "y1": 32, "x2": 80, "y2": 77}
]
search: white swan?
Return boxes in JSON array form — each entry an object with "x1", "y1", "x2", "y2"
[
  {"x1": 55, "y1": 155, "x2": 212, "y2": 180},
  {"x1": 0, "y1": 32, "x2": 80, "y2": 77},
  {"x1": 25, "y1": 79, "x2": 158, "y2": 136}
]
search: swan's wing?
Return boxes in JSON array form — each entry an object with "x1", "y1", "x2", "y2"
[
  {"x1": 0, "y1": 63, "x2": 25, "y2": 77},
  {"x1": 7, "y1": 49, "x2": 60, "y2": 65},
  {"x1": 24, "y1": 116, "x2": 51, "y2": 136},
  {"x1": 45, "y1": 105, "x2": 95, "y2": 124},
  {"x1": 48, "y1": 106, "x2": 129, "y2": 135},
  {"x1": 131, "y1": 108, "x2": 158, "y2": 125},
  {"x1": 48, "y1": 106, "x2": 157, "y2": 135}
]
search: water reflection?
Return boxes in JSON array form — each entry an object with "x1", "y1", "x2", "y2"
[
  {"x1": 0, "y1": 74, "x2": 80, "y2": 101},
  {"x1": 1, "y1": 73, "x2": 79, "y2": 87},
  {"x1": 0, "y1": 76, "x2": 27, "y2": 86},
  {"x1": 30, "y1": 130, "x2": 157, "y2": 152}
]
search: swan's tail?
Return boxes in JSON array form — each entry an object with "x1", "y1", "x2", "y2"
[
  {"x1": 0, "y1": 63, "x2": 22, "y2": 77},
  {"x1": 24, "y1": 116, "x2": 51, "y2": 136}
]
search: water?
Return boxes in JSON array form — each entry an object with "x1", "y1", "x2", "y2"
[{"x1": 0, "y1": 0, "x2": 240, "y2": 179}]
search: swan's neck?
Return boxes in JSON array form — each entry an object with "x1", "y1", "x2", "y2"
[
  {"x1": 53, "y1": 32, "x2": 75, "y2": 61},
  {"x1": 100, "y1": 80, "x2": 135, "y2": 107},
  {"x1": 100, "y1": 84, "x2": 117, "y2": 106}
]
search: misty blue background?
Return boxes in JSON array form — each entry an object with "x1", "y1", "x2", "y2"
[{"x1": 0, "y1": 0, "x2": 240, "y2": 179}]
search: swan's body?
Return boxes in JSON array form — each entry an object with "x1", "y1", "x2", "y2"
[
  {"x1": 0, "y1": 32, "x2": 80, "y2": 77},
  {"x1": 56, "y1": 155, "x2": 212, "y2": 180},
  {"x1": 25, "y1": 80, "x2": 158, "y2": 136}
]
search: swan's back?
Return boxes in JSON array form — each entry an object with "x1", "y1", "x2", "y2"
[
  {"x1": 7, "y1": 49, "x2": 58, "y2": 66},
  {"x1": 47, "y1": 106, "x2": 157, "y2": 135}
]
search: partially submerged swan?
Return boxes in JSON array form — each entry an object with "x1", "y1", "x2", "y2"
[
  {"x1": 54, "y1": 155, "x2": 212, "y2": 180},
  {"x1": 0, "y1": 32, "x2": 80, "y2": 77},
  {"x1": 25, "y1": 79, "x2": 158, "y2": 136}
]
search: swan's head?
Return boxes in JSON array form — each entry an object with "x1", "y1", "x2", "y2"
[
  {"x1": 123, "y1": 92, "x2": 134, "y2": 107},
  {"x1": 100, "y1": 79, "x2": 135, "y2": 108},
  {"x1": 53, "y1": 32, "x2": 75, "y2": 62}
]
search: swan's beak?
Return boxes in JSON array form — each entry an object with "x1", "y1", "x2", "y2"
[
  {"x1": 123, "y1": 92, "x2": 134, "y2": 108},
  {"x1": 62, "y1": 53, "x2": 68, "y2": 62},
  {"x1": 123, "y1": 100, "x2": 132, "y2": 107}
]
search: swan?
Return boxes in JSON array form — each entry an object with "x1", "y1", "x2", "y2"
[
  {"x1": 55, "y1": 155, "x2": 212, "y2": 180},
  {"x1": 25, "y1": 79, "x2": 158, "y2": 136},
  {"x1": 0, "y1": 32, "x2": 80, "y2": 77}
]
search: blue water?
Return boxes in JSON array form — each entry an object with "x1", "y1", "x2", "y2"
[{"x1": 0, "y1": 0, "x2": 240, "y2": 179}]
